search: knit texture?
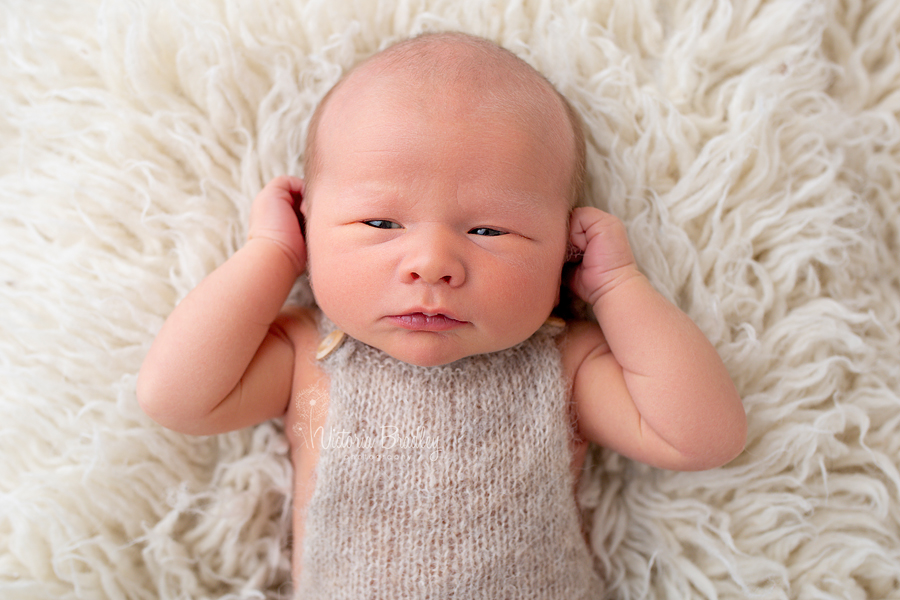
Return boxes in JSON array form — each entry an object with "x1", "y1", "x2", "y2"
[{"x1": 296, "y1": 318, "x2": 602, "y2": 598}]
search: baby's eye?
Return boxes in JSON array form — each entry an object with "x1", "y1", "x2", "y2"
[
  {"x1": 364, "y1": 220, "x2": 401, "y2": 229},
  {"x1": 469, "y1": 227, "x2": 506, "y2": 237}
]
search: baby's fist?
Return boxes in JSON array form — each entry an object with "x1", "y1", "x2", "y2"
[
  {"x1": 248, "y1": 176, "x2": 307, "y2": 274},
  {"x1": 568, "y1": 207, "x2": 639, "y2": 307}
]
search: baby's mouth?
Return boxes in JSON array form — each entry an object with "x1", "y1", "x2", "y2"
[{"x1": 390, "y1": 312, "x2": 467, "y2": 331}]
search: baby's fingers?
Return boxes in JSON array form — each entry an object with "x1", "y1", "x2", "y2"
[
  {"x1": 250, "y1": 177, "x2": 305, "y2": 230},
  {"x1": 248, "y1": 176, "x2": 307, "y2": 273},
  {"x1": 257, "y1": 175, "x2": 304, "y2": 207},
  {"x1": 570, "y1": 208, "x2": 633, "y2": 264},
  {"x1": 568, "y1": 207, "x2": 638, "y2": 305}
]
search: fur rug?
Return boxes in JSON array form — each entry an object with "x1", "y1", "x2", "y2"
[{"x1": 3, "y1": 0, "x2": 900, "y2": 598}]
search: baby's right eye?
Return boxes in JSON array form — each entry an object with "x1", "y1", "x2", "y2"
[{"x1": 363, "y1": 220, "x2": 401, "y2": 229}]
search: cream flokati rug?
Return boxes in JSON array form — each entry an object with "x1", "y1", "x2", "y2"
[{"x1": 2, "y1": 0, "x2": 900, "y2": 598}]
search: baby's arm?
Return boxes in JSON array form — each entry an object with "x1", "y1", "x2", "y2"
[
  {"x1": 565, "y1": 207, "x2": 746, "y2": 471},
  {"x1": 137, "y1": 176, "x2": 308, "y2": 435}
]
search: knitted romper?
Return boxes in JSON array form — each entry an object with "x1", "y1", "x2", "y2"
[{"x1": 295, "y1": 317, "x2": 602, "y2": 598}]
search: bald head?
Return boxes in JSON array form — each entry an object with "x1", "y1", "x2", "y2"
[{"x1": 303, "y1": 32, "x2": 586, "y2": 206}]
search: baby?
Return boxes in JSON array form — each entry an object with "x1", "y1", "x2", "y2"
[{"x1": 138, "y1": 32, "x2": 747, "y2": 598}]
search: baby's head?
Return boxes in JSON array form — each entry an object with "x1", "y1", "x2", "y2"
[
  {"x1": 300, "y1": 32, "x2": 586, "y2": 366},
  {"x1": 304, "y1": 33, "x2": 586, "y2": 206}
]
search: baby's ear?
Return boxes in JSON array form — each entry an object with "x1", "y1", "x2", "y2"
[
  {"x1": 290, "y1": 178, "x2": 306, "y2": 237},
  {"x1": 295, "y1": 183, "x2": 309, "y2": 217},
  {"x1": 565, "y1": 242, "x2": 584, "y2": 264}
]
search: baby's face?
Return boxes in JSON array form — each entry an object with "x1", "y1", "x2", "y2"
[{"x1": 303, "y1": 71, "x2": 573, "y2": 366}]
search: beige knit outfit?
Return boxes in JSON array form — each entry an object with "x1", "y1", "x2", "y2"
[{"x1": 295, "y1": 317, "x2": 602, "y2": 598}]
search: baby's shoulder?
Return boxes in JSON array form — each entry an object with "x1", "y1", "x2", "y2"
[
  {"x1": 556, "y1": 319, "x2": 610, "y2": 380},
  {"x1": 275, "y1": 304, "x2": 319, "y2": 330},
  {"x1": 273, "y1": 305, "x2": 335, "y2": 398},
  {"x1": 274, "y1": 305, "x2": 322, "y2": 359}
]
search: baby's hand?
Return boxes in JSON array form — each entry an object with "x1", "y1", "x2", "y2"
[
  {"x1": 568, "y1": 207, "x2": 640, "y2": 307},
  {"x1": 248, "y1": 176, "x2": 307, "y2": 273}
]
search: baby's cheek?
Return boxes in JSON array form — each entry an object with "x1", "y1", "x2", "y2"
[
  {"x1": 493, "y1": 269, "x2": 558, "y2": 325},
  {"x1": 308, "y1": 253, "x2": 367, "y2": 318},
  {"x1": 305, "y1": 235, "x2": 340, "y2": 291}
]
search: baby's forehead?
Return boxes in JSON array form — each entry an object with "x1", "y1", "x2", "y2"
[{"x1": 327, "y1": 38, "x2": 569, "y2": 134}]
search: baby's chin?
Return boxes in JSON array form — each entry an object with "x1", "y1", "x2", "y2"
[
  {"x1": 366, "y1": 330, "x2": 536, "y2": 368},
  {"x1": 359, "y1": 335, "x2": 476, "y2": 368},
  {"x1": 385, "y1": 347, "x2": 476, "y2": 368}
]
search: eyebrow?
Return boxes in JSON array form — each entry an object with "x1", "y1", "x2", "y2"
[{"x1": 475, "y1": 179, "x2": 565, "y2": 213}]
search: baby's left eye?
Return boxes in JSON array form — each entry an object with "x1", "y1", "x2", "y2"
[
  {"x1": 364, "y1": 220, "x2": 401, "y2": 230},
  {"x1": 469, "y1": 227, "x2": 506, "y2": 237}
]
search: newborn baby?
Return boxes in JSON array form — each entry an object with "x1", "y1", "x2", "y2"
[{"x1": 138, "y1": 31, "x2": 746, "y2": 598}]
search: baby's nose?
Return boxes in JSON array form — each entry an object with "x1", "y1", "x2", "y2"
[{"x1": 401, "y1": 230, "x2": 466, "y2": 286}]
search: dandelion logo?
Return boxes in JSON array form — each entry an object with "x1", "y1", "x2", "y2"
[{"x1": 293, "y1": 387, "x2": 328, "y2": 449}]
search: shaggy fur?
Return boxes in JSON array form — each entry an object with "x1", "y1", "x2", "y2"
[{"x1": 2, "y1": 1, "x2": 899, "y2": 598}]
